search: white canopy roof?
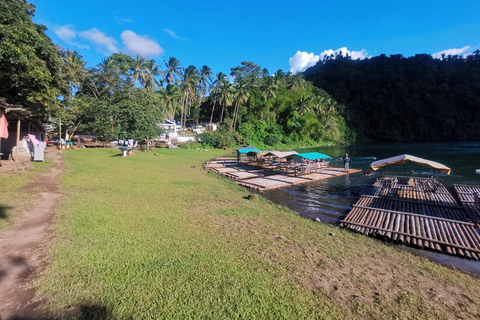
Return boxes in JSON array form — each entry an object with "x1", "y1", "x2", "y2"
[{"x1": 368, "y1": 154, "x2": 451, "y2": 175}]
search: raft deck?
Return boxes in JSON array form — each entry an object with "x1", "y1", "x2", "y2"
[
  {"x1": 454, "y1": 184, "x2": 480, "y2": 222},
  {"x1": 341, "y1": 176, "x2": 480, "y2": 260},
  {"x1": 204, "y1": 157, "x2": 361, "y2": 191}
]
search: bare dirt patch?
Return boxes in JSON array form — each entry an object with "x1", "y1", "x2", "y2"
[{"x1": 0, "y1": 148, "x2": 64, "y2": 319}]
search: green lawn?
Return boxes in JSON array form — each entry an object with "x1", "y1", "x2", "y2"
[
  {"x1": 34, "y1": 148, "x2": 480, "y2": 319},
  {"x1": 0, "y1": 158, "x2": 54, "y2": 231}
]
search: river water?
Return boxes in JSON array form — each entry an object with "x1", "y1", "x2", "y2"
[{"x1": 260, "y1": 141, "x2": 480, "y2": 276}]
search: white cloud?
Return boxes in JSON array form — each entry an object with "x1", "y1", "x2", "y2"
[
  {"x1": 121, "y1": 30, "x2": 163, "y2": 57},
  {"x1": 289, "y1": 51, "x2": 321, "y2": 74},
  {"x1": 432, "y1": 46, "x2": 471, "y2": 59},
  {"x1": 289, "y1": 47, "x2": 369, "y2": 74},
  {"x1": 80, "y1": 28, "x2": 118, "y2": 53},
  {"x1": 54, "y1": 25, "x2": 90, "y2": 49},
  {"x1": 55, "y1": 25, "x2": 76, "y2": 42},
  {"x1": 164, "y1": 29, "x2": 184, "y2": 40}
]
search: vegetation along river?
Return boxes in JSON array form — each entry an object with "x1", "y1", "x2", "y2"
[{"x1": 261, "y1": 141, "x2": 480, "y2": 276}]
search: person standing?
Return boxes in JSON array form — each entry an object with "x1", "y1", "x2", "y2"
[{"x1": 343, "y1": 153, "x2": 350, "y2": 172}]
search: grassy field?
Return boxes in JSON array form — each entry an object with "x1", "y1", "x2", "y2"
[
  {"x1": 29, "y1": 148, "x2": 480, "y2": 319},
  {"x1": 0, "y1": 158, "x2": 54, "y2": 231}
]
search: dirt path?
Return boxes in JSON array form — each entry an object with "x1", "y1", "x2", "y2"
[{"x1": 0, "y1": 148, "x2": 65, "y2": 319}]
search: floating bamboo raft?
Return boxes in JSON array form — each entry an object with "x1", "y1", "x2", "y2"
[
  {"x1": 341, "y1": 176, "x2": 480, "y2": 260},
  {"x1": 204, "y1": 157, "x2": 361, "y2": 191},
  {"x1": 454, "y1": 184, "x2": 480, "y2": 222}
]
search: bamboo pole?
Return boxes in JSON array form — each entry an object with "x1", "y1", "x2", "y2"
[{"x1": 341, "y1": 221, "x2": 480, "y2": 254}]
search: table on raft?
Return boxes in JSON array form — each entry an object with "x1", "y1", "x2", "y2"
[{"x1": 204, "y1": 157, "x2": 361, "y2": 191}]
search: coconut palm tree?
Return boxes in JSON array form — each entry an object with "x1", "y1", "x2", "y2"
[
  {"x1": 232, "y1": 79, "x2": 250, "y2": 131},
  {"x1": 258, "y1": 76, "x2": 278, "y2": 101},
  {"x1": 140, "y1": 59, "x2": 161, "y2": 89},
  {"x1": 197, "y1": 65, "x2": 213, "y2": 126},
  {"x1": 164, "y1": 57, "x2": 183, "y2": 84},
  {"x1": 159, "y1": 84, "x2": 182, "y2": 119},
  {"x1": 131, "y1": 55, "x2": 147, "y2": 88},
  {"x1": 180, "y1": 65, "x2": 200, "y2": 128},
  {"x1": 209, "y1": 72, "x2": 227, "y2": 125},
  {"x1": 297, "y1": 95, "x2": 314, "y2": 115},
  {"x1": 218, "y1": 81, "x2": 234, "y2": 123},
  {"x1": 61, "y1": 49, "x2": 87, "y2": 97}
]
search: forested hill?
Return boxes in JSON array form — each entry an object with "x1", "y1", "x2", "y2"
[{"x1": 303, "y1": 52, "x2": 480, "y2": 142}]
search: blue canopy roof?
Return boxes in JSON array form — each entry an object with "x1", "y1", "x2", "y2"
[
  {"x1": 288, "y1": 152, "x2": 332, "y2": 160},
  {"x1": 238, "y1": 148, "x2": 262, "y2": 154}
]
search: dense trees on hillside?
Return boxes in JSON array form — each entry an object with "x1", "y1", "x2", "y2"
[{"x1": 303, "y1": 52, "x2": 480, "y2": 142}]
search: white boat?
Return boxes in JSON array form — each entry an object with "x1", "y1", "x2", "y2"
[{"x1": 476, "y1": 169, "x2": 480, "y2": 174}]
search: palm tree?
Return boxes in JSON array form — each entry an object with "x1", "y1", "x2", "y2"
[
  {"x1": 259, "y1": 76, "x2": 278, "y2": 101},
  {"x1": 159, "y1": 84, "x2": 182, "y2": 119},
  {"x1": 197, "y1": 65, "x2": 213, "y2": 126},
  {"x1": 209, "y1": 72, "x2": 227, "y2": 125},
  {"x1": 164, "y1": 57, "x2": 183, "y2": 84},
  {"x1": 180, "y1": 65, "x2": 200, "y2": 128},
  {"x1": 232, "y1": 79, "x2": 250, "y2": 131},
  {"x1": 140, "y1": 59, "x2": 161, "y2": 89},
  {"x1": 131, "y1": 55, "x2": 147, "y2": 87},
  {"x1": 218, "y1": 81, "x2": 234, "y2": 123},
  {"x1": 286, "y1": 73, "x2": 306, "y2": 91},
  {"x1": 61, "y1": 49, "x2": 87, "y2": 97},
  {"x1": 297, "y1": 95, "x2": 314, "y2": 115}
]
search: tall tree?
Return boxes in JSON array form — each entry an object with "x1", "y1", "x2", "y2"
[
  {"x1": 232, "y1": 79, "x2": 250, "y2": 131},
  {"x1": 259, "y1": 76, "x2": 278, "y2": 101},
  {"x1": 209, "y1": 72, "x2": 227, "y2": 125},
  {"x1": 218, "y1": 81, "x2": 234, "y2": 123},
  {"x1": 180, "y1": 65, "x2": 199, "y2": 128},
  {"x1": 230, "y1": 61, "x2": 262, "y2": 83},
  {"x1": 60, "y1": 49, "x2": 87, "y2": 98},
  {"x1": 130, "y1": 55, "x2": 147, "y2": 88},
  {"x1": 159, "y1": 84, "x2": 182, "y2": 119},
  {"x1": 140, "y1": 59, "x2": 161, "y2": 89},
  {"x1": 163, "y1": 57, "x2": 183, "y2": 84},
  {"x1": 0, "y1": 0, "x2": 63, "y2": 119},
  {"x1": 197, "y1": 65, "x2": 213, "y2": 126}
]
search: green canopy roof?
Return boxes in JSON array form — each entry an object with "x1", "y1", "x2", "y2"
[
  {"x1": 288, "y1": 152, "x2": 332, "y2": 160},
  {"x1": 238, "y1": 149, "x2": 261, "y2": 154}
]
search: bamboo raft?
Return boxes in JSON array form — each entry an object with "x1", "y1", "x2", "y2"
[
  {"x1": 204, "y1": 157, "x2": 361, "y2": 191},
  {"x1": 341, "y1": 176, "x2": 480, "y2": 260},
  {"x1": 454, "y1": 184, "x2": 480, "y2": 222}
]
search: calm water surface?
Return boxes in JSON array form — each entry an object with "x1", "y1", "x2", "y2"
[{"x1": 260, "y1": 141, "x2": 480, "y2": 276}]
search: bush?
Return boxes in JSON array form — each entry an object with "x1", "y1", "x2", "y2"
[
  {"x1": 197, "y1": 133, "x2": 219, "y2": 148},
  {"x1": 263, "y1": 135, "x2": 279, "y2": 147}
]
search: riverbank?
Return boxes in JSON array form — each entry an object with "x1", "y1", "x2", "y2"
[{"x1": 3, "y1": 148, "x2": 480, "y2": 318}]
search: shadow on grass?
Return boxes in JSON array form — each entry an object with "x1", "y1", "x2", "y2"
[
  {"x1": 109, "y1": 154, "x2": 124, "y2": 158},
  {"x1": 7, "y1": 303, "x2": 114, "y2": 320},
  {"x1": 0, "y1": 206, "x2": 11, "y2": 219},
  {"x1": 62, "y1": 304, "x2": 115, "y2": 320}
]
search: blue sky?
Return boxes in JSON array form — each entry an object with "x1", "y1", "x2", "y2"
[{"x1": 33, "y1": 0, "x2": 480, "y2": 76}]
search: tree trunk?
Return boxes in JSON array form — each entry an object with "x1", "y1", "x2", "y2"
[
  {"x1": 220, "y1": 104, "x2": 225, "y2": 123},
  {"x1": 209, "y1": 99, "x2": 217, "y2": 125},
  {"x1": 180, "y1": 97, "x2": 185, "y2": 128},
  {"x1": 232, "y1": 100, "x2": 239, "y2": 131},
  {"x1": 197, "y1": 95, "x2": 202, "y2": 127}
]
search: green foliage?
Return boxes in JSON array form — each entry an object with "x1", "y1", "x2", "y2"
[
  {"x1": 0, "y1": 0, "x2": 63, "y2": 119},
  {"x1": 304, "y1": 51, "x2": 480, "y2": 142},
  {"x1": 198, "y1": 132, "x2": 218, "y2": 148}
]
